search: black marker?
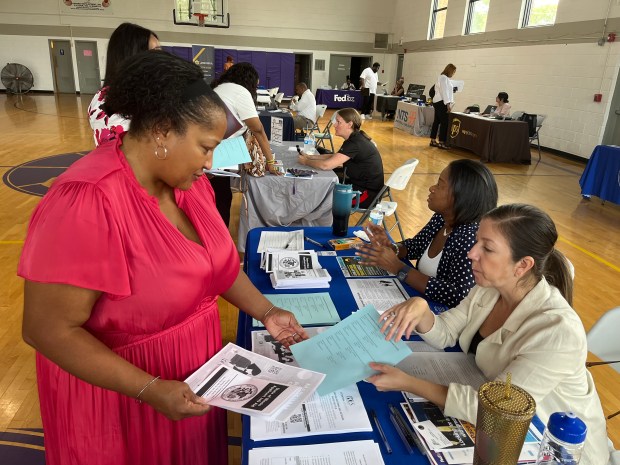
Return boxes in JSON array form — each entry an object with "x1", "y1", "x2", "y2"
[{"x1": 296, "y1": 144, "x2": 302, "y2": 154}]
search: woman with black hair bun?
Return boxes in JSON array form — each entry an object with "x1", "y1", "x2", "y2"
[
  {"x1": 19, "y1": 51, "x2": 307, "y2": 465},
  {"x1": 87, "y1": 22, "x2": 160, "y2": 146},
  {"x1": 357, "y1": 159, "x2": 498, "y2": 308}
]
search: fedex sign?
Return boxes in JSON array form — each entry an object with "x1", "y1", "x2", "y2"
[{"x1": 333, "y1": 94, "x2": 356, "y2": 102}]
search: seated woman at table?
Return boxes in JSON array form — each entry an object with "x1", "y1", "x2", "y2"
[
  {"x1": 367, "y1": 204, "x2": 609, "y2": 465},
  {"x1": 297, "y1": 107, "x2": 383, "y2": 209},
  {"x1": 211, "y1": 62, "x2": 280, "y2": 226},
  {"x1": 391, "y1": 77, "x2": 405, "y2": 97},
  {"x1": 19, "y1": 51, "x2": 307, "y2": 465},
  {"x1": 484, "y1": 91, "x2": 511, "y2": 117},
  {"x1": 357, "y1": 159, "x2": 497, "y2": 308},
  {"x1": 341, "y1": 75, "x2": 356, "y2": 90}
]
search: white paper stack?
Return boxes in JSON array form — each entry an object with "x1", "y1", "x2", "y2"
[
  {"x1": 270, "y1": 268, "x2": 332, "y2": 289},
  {"x1": 261, "y1": 250, "x2": 321, "y2": 274}
]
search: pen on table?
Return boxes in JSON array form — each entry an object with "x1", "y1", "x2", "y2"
[
  {"x1": 304, "y1": 236, "x2": 326, "y2": 249},
  {"x1": 283, "y1": 237, "x2": 295, "y2": 249},
  {"x1": 389, "y1": 404, "x2": 424, "y2": 455},
  {"x1": 370, "y1": 409, "x2": 392, "y2": 455},
  {"x1": 389, "y1": 412, "x2": 414, "y2": 454},
  {"x1": 296, "y1": 144, "x2": 302, "y2": 154}
]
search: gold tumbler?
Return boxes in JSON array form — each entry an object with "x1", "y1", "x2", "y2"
[{"x1": 473, "y1": 377, "x2": 536, "y2": 465}]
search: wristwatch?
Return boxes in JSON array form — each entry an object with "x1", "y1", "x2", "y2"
[{"x1": 397, "y1": 265, "x2": 411, "y2": 282}]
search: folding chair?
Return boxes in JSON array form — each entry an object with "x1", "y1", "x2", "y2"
[
  {"x1": 586, "y1": 306, "x2": 620, "y2": 420},
  {"x1": 353, "y1": 158, "x2": 420, "y2": 241},
  {"x1": 311, "y1": 104, "x2": 328, "y2": 132},
  {"x1": 515, "y1": 112, "x2": 545, "y2": 162},
  {"x1": 314, "y1": 112, "x2": 336, "y2": 153},
  {"x1": 530, "y1": 114, "x2": 546, "y2": 161}
]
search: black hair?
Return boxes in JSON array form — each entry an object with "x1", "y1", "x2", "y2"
[
  {"x1": 102, "y1": 50, "x2": 226, "y2": 137},
  {"x1": 447, "y1": 159, "x2": 498, "y2": 225},
  {"x1": 372, "y1": 62, "x2": 381, "y2": 68},
  {"x1": 103, "y1": 23, "x2": 158, "y2": 87},
  {"x1": 497, "y1": 92, "x2": 509, "y2": 103},
  {"x1": 211, "y1": 62, "x2": 259, "y2": 102},
  {"x1": 483, "y1": 204, "x2": 573, "y2": 304}
]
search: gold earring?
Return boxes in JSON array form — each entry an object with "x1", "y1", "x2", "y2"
[{"x1": 154, "y1": 144, "x2": 168, "y2": 160}]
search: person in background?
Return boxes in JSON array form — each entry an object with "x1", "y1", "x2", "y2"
[
  {"x1": 391, "y1": 77, "x2": 405, "y2": 97},
  {"x1": 359, "y1": 62, "x2": 382, "y2": 120},
  {"x1": 211, "y1": 62, "x2": 281, "y2": 225},
  {"x1": 19, "y1": 51, "x2": 307, "y2": 465},
  {"x1": 297, "y1": 108, "x2": 383, "y2": 209},
  {"x1": 289, "y1": 82, "x2": 317, "y2": 131},
  {"x1": 429, "y1": 63, "x2": 456, "y2": 150},
  {"x1": 341, "y1": 75, "x2": 356, "y2": 90},
  {"x1": 484, "y1": 92, "x2": 511, "y2": 117},
  {"x1": 367, "y1": 204, "x2": 609, "y2": 465},
  {"x1": 88, "y1": 22, "x2": 160, "y2": 147},
  {"x1": 357, "y1": 159, "x2": 497, "y2": 308},
  {"x1": 223, "y1": 55, "x2": 234, "y2": 71}
]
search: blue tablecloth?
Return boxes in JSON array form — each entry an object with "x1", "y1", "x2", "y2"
[
  {"x1": 579, "y1": 145, "x2": 620, "y2": 204},
  {"x1": 259, "y1": 110, "x2": 295, "y2": 141},
  {"x1": 238, "y1": 226, "x2": 451, "y2": 465},
  {"x1": 315, "y1": 89, "x2": 362, "y2": 109}
]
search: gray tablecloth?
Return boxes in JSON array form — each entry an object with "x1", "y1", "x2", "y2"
[
  {"x1": 394, "y1": 101, "x2": 434, "y2": 136},
  {"x1": 237, "y1": 142, "x2": 338, "y2": 251}
]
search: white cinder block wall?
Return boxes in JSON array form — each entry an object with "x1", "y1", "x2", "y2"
[
  {"x1": 0, "y1": 0, "x2": 397, "y2": 96},
  {"x1": 393, "y1": 0, "x2": 620, "y2": 159}
]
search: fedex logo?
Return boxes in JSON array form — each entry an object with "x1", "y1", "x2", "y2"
[{"x1": 334, "y1": 94, "x2": 356, "y2": 102}]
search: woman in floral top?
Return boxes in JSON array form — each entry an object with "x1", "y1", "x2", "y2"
[{"x1": 88, "y1": 23, "x2": 160, "y2": 146}]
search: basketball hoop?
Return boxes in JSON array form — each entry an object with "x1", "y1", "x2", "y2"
[{"x1": 193, "y1": 12, "x2": 208, "y2": 26}]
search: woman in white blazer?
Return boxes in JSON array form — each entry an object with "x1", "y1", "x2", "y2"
[{"x1": 368, "y1": 204, "x2": 609, "y2": 465}]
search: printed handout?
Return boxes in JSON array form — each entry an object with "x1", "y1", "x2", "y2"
[
  {"x1": 252, "y1": 294, "x2": 340, "y2": 328},
  {"x1": 290, "y1": 305, "x2": 412, "y2": 395},
  {"x1": 248, "y1": 440, "x2": 385, "y2": 465},
  {"x1": 346, "y1": 278, "x2": 409, "y2": 314},
  {"x1": 185, "y1": 343, "x2": 324, "y2": 421}
]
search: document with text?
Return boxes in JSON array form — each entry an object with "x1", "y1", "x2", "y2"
[
  {"x1": 346, "y1": 277, "x2": 409, "y2": 314},
  {"x1": 290, "y1": 304, "x2": 412, "y2": 395},
  {"x1": 248, "y1": 440, "x2": 385, "y2": 465}
]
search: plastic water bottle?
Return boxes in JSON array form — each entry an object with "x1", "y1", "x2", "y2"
[
  {"x1": 304, "y1": 130, "x2": 316, "y2": 154},
  {"x1": 536, "y1": 412, "x2": 587, "y2": 465},
  {"x1": 369, "y1": 206, "x2": 384, "y2": 226}
]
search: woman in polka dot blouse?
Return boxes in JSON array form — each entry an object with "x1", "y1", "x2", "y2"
[{"x1": 357, "y1": 159, "x2": 497, "y2": 307}]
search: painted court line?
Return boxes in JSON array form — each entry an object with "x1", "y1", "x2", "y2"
[
  {"x1": 559, "y1": 236, "x2": 620, "y2": 273},
  {"x1": 0, "y1": 240, "x2": 24, "y2": 245}
]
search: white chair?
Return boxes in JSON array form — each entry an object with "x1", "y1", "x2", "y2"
[
  {"x1": 310, "y1": 104, "x2": 327, "y2": 133},
  {"x1": 586, "y1": 306, "x2": 620, "y2": 420},
  {"x1": 314, "y1": 112, "x2": 336, "y2": 152},
  {"x1": 353, "y1": 158, "x2": 420, "y2": 241},
  {"x1": 275, "y1": 92, "x2": 284, "y2": 105}
]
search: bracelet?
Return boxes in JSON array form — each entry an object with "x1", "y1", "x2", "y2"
[
  {"x1": 266, "y1": 159, "x2": 276, "y2": 165},
  {"x1": 261, "y1": 304, "x2": 276, "y2": 322},
  {"x1": 136, "y1": 375, "x2": 160, "y2": 404},
  {"x1": 391, "y1": 242, "x2": 400, "y2": 255}
]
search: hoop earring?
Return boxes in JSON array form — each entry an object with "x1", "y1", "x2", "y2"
[{"x1": 154, "y1": 144, "x2": 168, "y2": 160}]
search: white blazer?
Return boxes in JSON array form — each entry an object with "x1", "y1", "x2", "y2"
[{"x1": 421, "y1": 278, "x2": 609, "y2": 465}]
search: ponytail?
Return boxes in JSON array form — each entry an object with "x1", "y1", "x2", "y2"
[{"x1": 543, "y1": 249, "x2": 574, "y2": 305}]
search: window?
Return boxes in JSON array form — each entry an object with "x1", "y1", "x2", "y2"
[
  {"x1": 465, "y1": 0, "x2": 490, "y2": 35},
  {"x1": 429, "y1": 0, "x2": 449, "y2": 40},
  {"x1": 521, "y1": 0, "x2": 558, "y2": 28}
]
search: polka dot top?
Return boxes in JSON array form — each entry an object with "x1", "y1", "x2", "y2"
[{"x1": 402, "y1": 213, "x2": 478, "y2": 308}]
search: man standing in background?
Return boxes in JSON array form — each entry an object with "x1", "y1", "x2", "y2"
[{"x1": 359, "y1": 62, "x2": 381, "y2": 119}]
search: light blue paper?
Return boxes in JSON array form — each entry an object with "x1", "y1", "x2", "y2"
[
  {"x1": 290, "y1": 305, "x2": 412, "y2": 395},
  {"x1": 252, "y1": 293, "x2": 341, "y2": 327},
  {"x1": 212, "y1": 136, "x2": 251, "y2": 169}
]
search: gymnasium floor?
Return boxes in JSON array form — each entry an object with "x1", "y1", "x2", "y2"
[{"x1": 0, "y1": 92, "x2": 618, "y2": 464}]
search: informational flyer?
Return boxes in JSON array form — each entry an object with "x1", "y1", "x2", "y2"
[
  {"x1": 270, "y1": 116, "x2": 283, "y2": 145},
  {"x1": 346, "y1": 278, "x2": 409, "y2": 314},
  {"x1": 337, "y1": 256, "x2": 393, "y2": 277}
]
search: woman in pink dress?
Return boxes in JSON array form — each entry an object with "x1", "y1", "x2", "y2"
[{"x1": 19, "y1": 51, "x2": 307, "y2": 465}]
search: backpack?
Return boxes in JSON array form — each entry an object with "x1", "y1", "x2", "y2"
[
  {"x1": 428, "y1": 84, "x2": 435, "y2": 99},
  {"x1": 520, "y1": 113, "x2": 537, "y2": 137}
]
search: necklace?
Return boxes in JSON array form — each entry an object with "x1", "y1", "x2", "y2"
[{"x1": 443, "y1": 226, "x2": 451, "y2": 237}]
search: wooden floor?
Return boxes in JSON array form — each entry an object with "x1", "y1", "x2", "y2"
[{"x1": 1, "y1": 92, "x2": 619, "y2": 463}]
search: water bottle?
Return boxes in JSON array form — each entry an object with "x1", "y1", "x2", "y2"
[
  {"x1": 304, "y1": 130, "x2": 316, "y2": 154},
  {"x1": 536, "y1": 412, "x2": 587, "y2": 465},
  {"x1": 368, "y1": 206, "x2": 384, "y2": 226}
]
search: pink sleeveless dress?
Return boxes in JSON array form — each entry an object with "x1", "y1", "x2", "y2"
[{"x1": 18, "y1": 136, "x2": 239, "y2": 465}]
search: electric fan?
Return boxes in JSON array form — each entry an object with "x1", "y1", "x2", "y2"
[{"x1": 1, "y1": 63, "x2": 34, "y2": 94}]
